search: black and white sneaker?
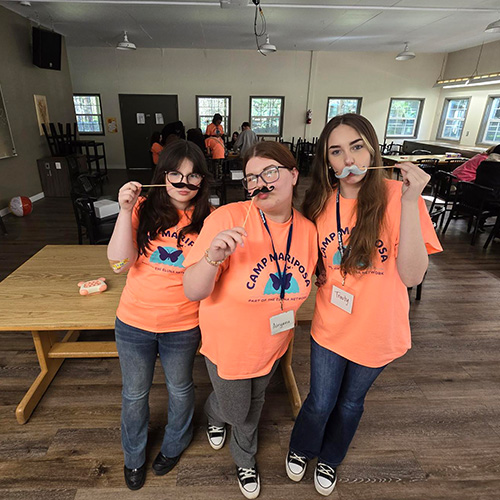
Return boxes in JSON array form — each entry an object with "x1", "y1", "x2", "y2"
[
  {"x1": 285, "y1": 450, "x2": 308, "y2": 482},
  {"x1": 236, "y1": 465, "x2": 260, "y2": 499},
  {"x1": 206, "y1": 423, "x2": 226, "y2": 450},
  {"x1": 314, "y1": 462, "x2": 337, "y2": 496}
]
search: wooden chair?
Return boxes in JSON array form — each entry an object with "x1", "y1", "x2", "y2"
[
  {"x1": 429, "y1": 171, "x2": 458, "y2": 228},
  {"x1": 408, "y1": 205, "x2": 446, "y2": 301},
  {"x1": 72, "y1": 196, "x2": 117, "y2": 245}
]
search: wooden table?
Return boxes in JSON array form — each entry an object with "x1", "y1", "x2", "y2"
[
  {"x1": 0, "y1": 245, "x2": 303, "y2": 423},
  {"x1": 382, "y1": 154, "x2": 463, "y2": 166}
]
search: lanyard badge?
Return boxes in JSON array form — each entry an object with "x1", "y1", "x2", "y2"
[
  {"x1": 259, "y1": 209, "x2": 294, "y2": 310},
  {"x1": 335, "y1": 189, "x2": 349, "y2": 286}
]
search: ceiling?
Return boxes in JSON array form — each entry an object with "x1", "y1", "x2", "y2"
[{"x1": 2, "y1": 0, "x2": 500, "y2": 54}]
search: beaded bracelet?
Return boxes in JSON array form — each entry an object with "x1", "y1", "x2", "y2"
[{"x1": 204, "y1": 248, "x2": 225, "y2": 267}]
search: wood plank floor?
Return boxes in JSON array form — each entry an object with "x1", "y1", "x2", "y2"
[{"x1": 1, "y1": 171, "x2": 500, "y2": 499}]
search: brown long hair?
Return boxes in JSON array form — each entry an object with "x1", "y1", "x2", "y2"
[
  {"x1": 302, "y1": 113, "x2": 388, "y2": 275},
  {"x1": 243, "y1": 141, "x2": 299, "y2": 201},
  {"x1": 137, "y1": 140, "x2": 212, "y2": 256}
]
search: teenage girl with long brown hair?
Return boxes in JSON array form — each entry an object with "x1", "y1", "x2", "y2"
[
  {"x1": 285, "y1": 114, "x2": 442, "y2": 496},
  {"x1": 108, "y1": 140, "x2": 212, "y2": 491}
]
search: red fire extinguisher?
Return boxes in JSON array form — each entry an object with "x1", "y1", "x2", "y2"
[{"x1": 306, "y1": 109, "x2": 312, "y2": 124}]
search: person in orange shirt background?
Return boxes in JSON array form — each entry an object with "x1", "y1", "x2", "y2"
[
  {"x1": 150, "y1": 131, "x2": 163, "y2": 166},
  {"x1": 285, "y1": 114, "x2": 442, "y2": 496},
  {"x1": 107, "y1": 140, "x2": 212, "y2": 491},
  {"x1": 205, "y1": 113, "x2": 225, "y2": 139},
  {"x1": 205, "y1": 135, "x2": 226, "y2": 160},
  {"x1": 183, "y1": 142, "x2": 318, "y2": 499}
]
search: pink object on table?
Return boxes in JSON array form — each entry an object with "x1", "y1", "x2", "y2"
[{"x1": 78, "y1": 277, "x2": 107, "y2": 295}]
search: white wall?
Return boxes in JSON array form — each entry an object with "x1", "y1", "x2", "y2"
[
  {"x1": 431, "y1": 40, "x2": 500, "y2": 148},
  {"x1": 0, "y1": 6, "x2": 75, "y2": 207},
  {"x1": 68, "y1": 46, "x2": 444, "y2": 169}
]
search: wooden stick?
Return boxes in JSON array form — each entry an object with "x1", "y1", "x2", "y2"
[
  {"x1": 242, "y1": 197, "x2": 255, "y2": 229},
  {"x1": 141, "y1": 184, "x2": 167, "y2": 188}
]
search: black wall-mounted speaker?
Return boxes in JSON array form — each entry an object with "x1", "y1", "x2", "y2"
[{"x1": 32, "y1": 27, "x2": 62, "y2": 71}]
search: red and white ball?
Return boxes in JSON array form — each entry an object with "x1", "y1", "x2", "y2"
[{"x1": 9, "y1": 196, "x2": 33, "y2": 217}]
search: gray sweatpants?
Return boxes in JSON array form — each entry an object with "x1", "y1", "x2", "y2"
[{"x1": 204, "y1": 357, "x2": 279, "y2": 468}]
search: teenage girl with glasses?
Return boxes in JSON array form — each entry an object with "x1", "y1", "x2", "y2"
[
  {"x1": 183, "y1": 142, "x2": 317, "y2": 499},
  {"x1": 107, "y1": 140, "x2": 212, "y2": 491},
  {"x1": 285, "y1": 114, "x2": 442, "y2": 496}
]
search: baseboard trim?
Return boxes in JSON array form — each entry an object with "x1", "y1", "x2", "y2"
[{"x1": 1, "y1": 192, "x2": 45, "y2": 217}]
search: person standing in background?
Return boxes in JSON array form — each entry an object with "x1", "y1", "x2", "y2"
[
  {"x1": 234, "y1": 122, "x2": 259, "y2": 156},
  {"x1": 206, "y1": 113, "x2": 224, "y2": 139},
  {"x1": 150, "y1": 131, "x2": 163, "y2": 166}
]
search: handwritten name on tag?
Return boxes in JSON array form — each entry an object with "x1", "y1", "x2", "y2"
[
  {"x1": 331, "y1": 285, "x2": 354, "y2": 314},
  {"x1": 270, "y1": 310, "x2": 295, "y2": 335}
]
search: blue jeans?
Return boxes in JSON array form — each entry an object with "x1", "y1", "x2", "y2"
[
  {"x1": 115, "y1": 317, "x2": 201, "y2": 469},
  {"x1": 289, "y1": 337, "x2": 385, "y2": 467}
]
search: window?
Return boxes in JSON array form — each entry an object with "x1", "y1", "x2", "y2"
[
  {"x1": 196, "y1": 96, "x2": 231, "y2": 134},
  {"x1": 478, "y1": 96, "x2": 500, "y2": 144},
  {"x1": 250, "y1": 96, "x2": 284, "y2": 136},
  {"x1": 385, "y1": 98, "x2": 424, "y2": 138},
  {"x1": 73, "y1": 94, "x2": 104, "y2": 135},
  {"x1": 326, "y1": 97, "x2": 362, "y2": 122},
  {"x1": 437, "y1": 98, "x2": 470, "y2": 141}
]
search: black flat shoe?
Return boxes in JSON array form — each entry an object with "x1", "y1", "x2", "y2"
[
  {"x1": 124, "y1": 463, "x2": 146, "y2": 490},
  {"x1": 152, "y1": 452, "x2": 181, "y2": 476}
]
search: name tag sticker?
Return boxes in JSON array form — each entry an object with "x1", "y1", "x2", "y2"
[
  {"x1": 331, "y1": 284, "x2": 354, "y2": 314},
  {"x1": 270, "y1": 310, "x2": 295, "y2": 335}
]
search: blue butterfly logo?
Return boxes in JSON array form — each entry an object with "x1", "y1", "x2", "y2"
[
  {"x1": 264, "y1": 272, "x2": 300, "y2": 295},
  {"x1": 150, "y1": 246, "x2": 185, "y2": 268}
]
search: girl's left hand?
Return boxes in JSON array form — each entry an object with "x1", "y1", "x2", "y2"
[{"x1": 397, "y1": 162, "x2": 431, "y2": 203}]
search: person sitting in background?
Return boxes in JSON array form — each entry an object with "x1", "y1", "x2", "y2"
[
  {"x1": 234, "y1": 122, "x2": 258, "y2": 156},
  {"x1": 452, "y1": 144, "x2": 500, "y2": 182},
  {"x1": 187, "y1": 128, "x2": 206, "y2": 154},
  {"x1": 161, "y1": 121, "x2": 186, "y2": 147},
  {"x1": 227, "y1": 131, "x2": 239, "y2": 151},
  {"x1": 205, "y1": 113, "x2": 224, "y2": 139},
  {"x1": 150, "y1": 131, "x2": 163, "y2": 166},
  {"x1": 205, "y1": 136, "x2": 225, "y2": 160}
]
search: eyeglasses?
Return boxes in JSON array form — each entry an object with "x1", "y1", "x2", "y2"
[
  {"x1": 166, "y1": 171, "x2": 203, "y2": 186},
  {"x1": 242, "y1": 165, "x2": 290, "y2": 191}
]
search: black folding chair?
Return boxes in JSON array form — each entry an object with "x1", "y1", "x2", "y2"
[{"x1": 442, "y1": 181, "x2": 496, "y2": 245}]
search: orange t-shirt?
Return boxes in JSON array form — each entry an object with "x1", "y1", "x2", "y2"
[
  {"x1": 183, "y1": 201, "x2": 318, "y2": 380},
  {"x1": 312, "y1": 179, "x2": 443, "y2": 368},
  {"x1": 116, "y1": 200, "x2": 199, "y2": 333},
  {"x1": 150, "y1": 142, "x2": 163, "y2": 165},
  {"x1": 205, "y1": 123, "x2": 224, "y2": 137},
  {"x1": 205, "y1": 137, "x2": 225, "y2": 160}
]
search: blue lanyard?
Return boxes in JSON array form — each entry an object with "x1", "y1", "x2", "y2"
[
  {"x1": 259, "y1": 209, "x2": 294, "y2": 308},
  {"x1": 336, "y1": 189, "x2": 348, "y2": 285}
]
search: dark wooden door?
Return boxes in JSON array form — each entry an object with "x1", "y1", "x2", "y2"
[{"x1": 119, "y1": 94, "x2": 178, "y2": 170}]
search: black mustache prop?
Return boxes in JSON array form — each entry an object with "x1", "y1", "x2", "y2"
[
  {"x1": 170, "y1": 182, "x2": 200, "y2": 191},
  {"x1": 249, "y1": 185, "x2": 275, "y2": 197}
]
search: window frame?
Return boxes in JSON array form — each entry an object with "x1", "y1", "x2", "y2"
[
  {"x1": 437, "y1": 97, "x2": 471, "y2": 142},
  {"x1": 384, "y1": 97, "x2": 424, "y2": 140},
  {"x1": 196, "y1": 95, "x2": 231, "y2": 136},
  {"x1": 477, "y1": 95, "x2": 500, "y2": 146},
  {"x1": 325, "y1": 97, "x2": 362, "y2": 123},
  {"x1": 249, "y1": 96, "x2": 285, "y2": 137},
  {"x1": 73, "y1": 93, "x2": 105, "y2": 136}
]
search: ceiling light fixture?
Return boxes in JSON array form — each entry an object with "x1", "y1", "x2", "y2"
[
  {"x1": 485, "y1": 18, "x2": 500, "y2": 32},
  {"x1": 258, "y1": 34, "x2": 276, "y2": 54},
  {"x1": 116, "y1": 31, "x2": 136, "y2": 50},
  {"x1": 19, "y1": 1, "x2": 32, "y2": 6},
  {"x1": 395, "y1": 42, "x2": 415, "y2": 61}
]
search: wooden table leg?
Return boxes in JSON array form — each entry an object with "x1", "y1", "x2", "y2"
[
  {"x1": 16, "y1": 331, "x2": 70, "y2": 424},
  {"x1": 281, "y1": 334, "x2": 302, "y2": 419}
]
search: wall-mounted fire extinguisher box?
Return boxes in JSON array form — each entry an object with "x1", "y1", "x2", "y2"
[{"x1": 306, "y1": 109, "x2": 312, "y2": 124}]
